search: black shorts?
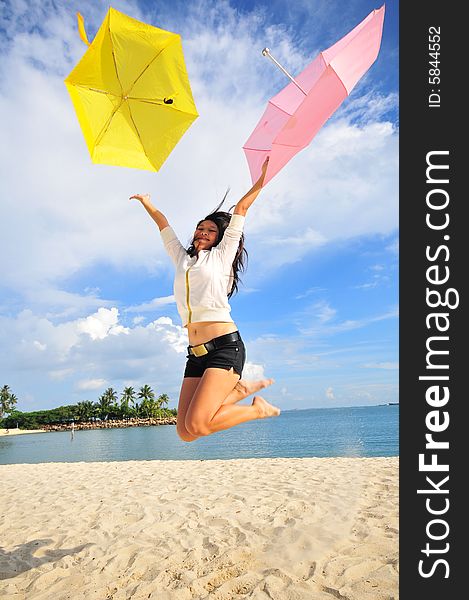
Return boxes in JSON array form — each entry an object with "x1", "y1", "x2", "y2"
[{"x1": 183, "y1": 333, "x2": 246, "y2": 378}]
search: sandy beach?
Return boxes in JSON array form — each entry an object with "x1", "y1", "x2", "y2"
[
  {"x1": 0, "y1": 429, "x2": 47, "y2": 437},
  {"x1": 0, "y1": 457, "x2": 398, "y2": 599}
]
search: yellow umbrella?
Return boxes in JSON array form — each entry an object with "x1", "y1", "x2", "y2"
[{"x1": 64, "y1": 7, "x2": 199, "y2": 171}]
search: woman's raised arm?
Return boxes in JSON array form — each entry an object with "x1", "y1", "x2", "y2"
[
  {"x1": 130, "y1": 193, "x2": 169, "y2": 231},
  {"x1": 233, "y1": 156, "x2": 269, "y2": 217}
]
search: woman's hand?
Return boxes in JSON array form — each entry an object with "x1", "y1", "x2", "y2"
[
  {"x1": 129, "y1": 193, "x2": 151, "y2": 203},
  {"x1": 130, "y1": 193, "x2": 169, "y2": 231},
  {"x1": 256, "y1": 156, "x2": 270, "y2": 187}
]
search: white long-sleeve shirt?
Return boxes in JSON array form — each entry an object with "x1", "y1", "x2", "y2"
[{"x1": 160, "y1": 213, "x2": 245, "y2": 327}]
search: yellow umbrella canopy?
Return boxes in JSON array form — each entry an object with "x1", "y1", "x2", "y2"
[{"x1": 64, "y1": 7, "x2": 199, "y2": 171}]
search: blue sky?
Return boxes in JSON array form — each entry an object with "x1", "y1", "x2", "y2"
[{"x1": 0, "y1": 0, "x2": 398, "y2": 412}]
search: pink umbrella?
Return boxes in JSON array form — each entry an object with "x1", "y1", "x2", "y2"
[{"x1": 243, "y1": 5, "x2": 385, "y2": 187}]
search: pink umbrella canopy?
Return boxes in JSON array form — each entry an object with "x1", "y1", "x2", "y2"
[{"x1": 243, "y1": 5, "x2": 385, "y2": 187}]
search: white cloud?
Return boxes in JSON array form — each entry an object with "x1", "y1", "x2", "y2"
[
  {"x1": 340, "y1": 382, "x2": 398, "y2": 406},
  {"x1": 77, "y1": 308, "x2": 129, "y2": 340},
  {"x1": 386, "y1": 238, "x2": 399, "y2": 255},
  {"x1": 77, "y1": 378, "x2": 108, "y2": 391},
  {"x1": 0, "y1": 308, "x2": 184, "y2": 407},
  {"x1": 297, "y1": 300, "x2": 337, "y2": 329},
  {"x1": 325, "y1": 386, "x2": 335, "y2": 400},
  {"x1": 0, "y1": 306, "x2": 268, "y2": 410},
  {"x1": 279, "y1": 387, "x2": 295, "y2": 402},
  {"x1": 146, "y1": 317, "x2": 188, "y2": 354},
  {"x1": 294, "y1": 287, "x2": 325, "y2": 300},
  {"x1": 126, "y1": 296, "x2": 176, "y2": 313},
  {"x1": 260, "y1": 228, "x2": 327, "y2": 266},
  {"x1": 242, "y1": 362, "x2": 266, "y2": 381},
  {"x1": 353, "y1": 261, "x2": 394, "y2": 291},
  {"x1": 362, "y1": 362, "x2": 399, "y2": 370},
  {"x1": 298, "y1": 304, "x2": 398, "y2": 337},
  {"x1": 49, "y1": 369, "x2": 74, "y2": 381}
]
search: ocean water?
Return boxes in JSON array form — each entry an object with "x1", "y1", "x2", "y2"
[{"x1": 0, "y1": 404, "x2": 398, "y2": 465}]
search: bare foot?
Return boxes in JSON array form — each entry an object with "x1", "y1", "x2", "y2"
[
  {"x1": 222, "y1": 378, "x2": 275, "y2": 405},
  {"x1": 252, "y1": 396, "x2": 281, "y2": 419},
  {"x1": 237, "y1": 378, "x2": 274, "y2": 398}
]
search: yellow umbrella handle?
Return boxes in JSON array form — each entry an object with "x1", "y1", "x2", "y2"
[{"x1": 77, "y1": 12, "x2": 91, "y2": 46}]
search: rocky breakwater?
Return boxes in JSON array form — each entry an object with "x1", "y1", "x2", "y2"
[{"x1": 44, "y1": 416, "x2": 177, "y2": 432}]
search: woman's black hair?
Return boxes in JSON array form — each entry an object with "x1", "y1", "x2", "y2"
[{"x1": 186, "y1": 189, "x2": 248, "y2": 298}]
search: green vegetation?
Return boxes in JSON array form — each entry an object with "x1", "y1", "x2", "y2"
[
  {"x1": 0, "y1": 385, "x2": 177, "y2": 430},
  {"x1": 1, "y1": 384, "x2": 18, "y2": 419}
]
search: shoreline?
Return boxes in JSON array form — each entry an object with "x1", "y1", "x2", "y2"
[
  {"x1": 0, "y1": 428, "x2": 47, "y2": 437},
  {"x1": 1, "y1": 457, "x2": 398, "y2": 599},
  {"x1": 0, "y1": 417, "x2": 177, "y2": 436}
]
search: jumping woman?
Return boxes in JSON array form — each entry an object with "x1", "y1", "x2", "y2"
[{"x1": 130, "y1": 157, "x2": 280, "y2": 442}]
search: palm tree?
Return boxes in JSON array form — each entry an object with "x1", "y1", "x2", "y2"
[
  {"x1": 138, "y1": 385, "x2": 155, "y2": 402},
  {"x1": 77, "y1": 400, "x2": 95, "y2": 422},
  {"x1": 103, "y1": 387, "x2": 118, "y2": 405},
  {"x1": 157, "y1": 393, "x2": 169, "y2": 410},
  {"x1": 137, "y1": 385, "x2": 155, "y2": 417},
  {"x1": 102, "y1": 387, "x2": 119, "y2": 419},
  {"x1": 120, "y1": 386, "x2": 136, "y2": 418},
  {"x1": 139, "y1": 397, "x2": 154, "y2": 419},
  {"x1": 9, "y1": 393, "x2": 18, "y2": 411},
  {"x1": 1, "y1": 385, "x2": 17, "y2": 419},
  {"x1": 97, "y1": 394, "x2": 111, "y2": 420}
]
